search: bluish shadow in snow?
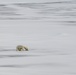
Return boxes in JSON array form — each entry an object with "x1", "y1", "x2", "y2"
[
  {"x1": 0, "y1": 62, "x2": 68, "y2": 68},
  {"x1": 0, "y1": 4, "x2": 21, "y2": 16},
  {"x1": 0, "y1": 49, "x2": 15, "y2": 52},
  {"x1": 60, "y1": 21, "x2": 76, "y2": 26},
  {"x1": 0, "y1": 0, "x2": 75, "y2": 21},
  {"x1": 0, "y1": 54, "x2": 40, "y2": 58}
]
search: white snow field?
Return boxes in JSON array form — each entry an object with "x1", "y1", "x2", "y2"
[{"x1": 0, "y1": 0, "x2": 76, "y2": 75}]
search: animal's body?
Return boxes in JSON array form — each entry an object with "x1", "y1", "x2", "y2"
[{"x1": 16, "y1": 45, "x2": 28, "y2": 51}]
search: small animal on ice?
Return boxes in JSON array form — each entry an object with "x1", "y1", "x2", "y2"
[{"x1": 16, "y1": 45, "x2": 28, "y2": 51}]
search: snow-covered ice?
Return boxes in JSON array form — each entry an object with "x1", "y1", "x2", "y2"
[{"x1": 0, "y1": 0, "x2": 76, "y2": 75}]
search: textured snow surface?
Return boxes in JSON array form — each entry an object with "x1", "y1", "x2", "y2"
[{"x1": 0, "y1": 0, "x2": 76, "y2": 75}]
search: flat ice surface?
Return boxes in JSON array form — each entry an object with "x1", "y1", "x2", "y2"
[{"x1": 0, "y1": 0, "x2": 76, "y2": 75}]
